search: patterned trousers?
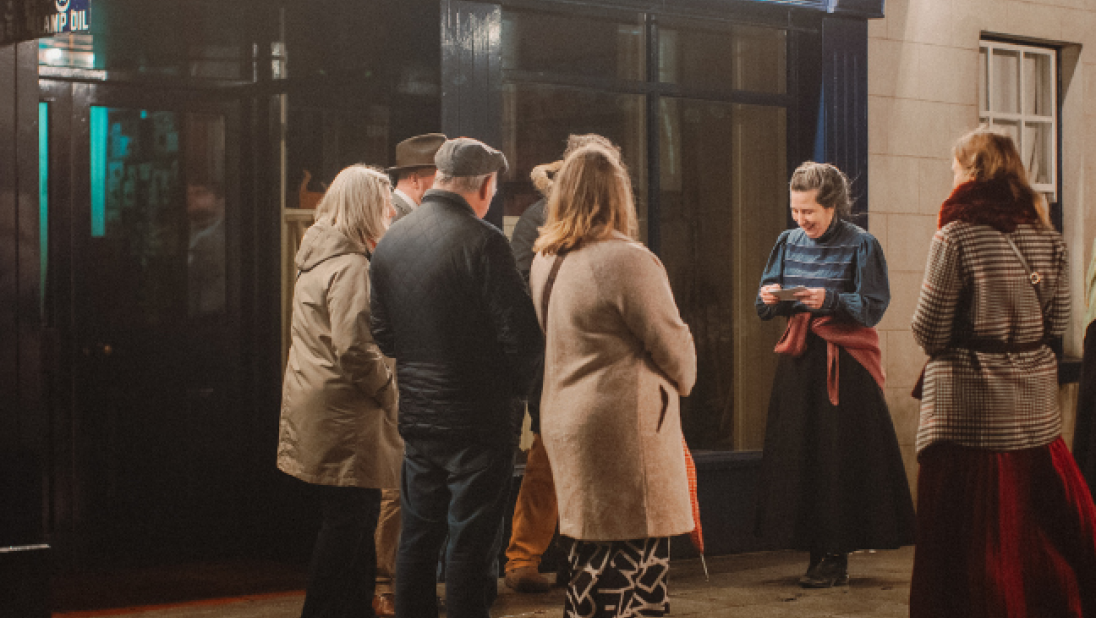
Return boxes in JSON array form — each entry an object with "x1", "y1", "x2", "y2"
[{"x1": 565, "y1": 537, "x2": 670, "y2": 618}]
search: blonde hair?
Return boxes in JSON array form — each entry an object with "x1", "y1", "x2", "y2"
[
  {"x1": 953, "y1": 126, "x2": 1051, "y2": 228},
  {"x1": 314, "y1": 165, "x2": 393, "y2": 247},
  {"x1": 534, "y1": 143, "x2": 638, "y2": 256},
  {"x1": 789, "y1": 162, "x2": 853, "y2": 217}
]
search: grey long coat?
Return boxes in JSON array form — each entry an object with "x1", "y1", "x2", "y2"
[
  {"x1": 530, "y1": 234, "x2": 697, "y2": 541},
  {"x1": 278, "y1": 223, "x2": 403, "y2": 489}
]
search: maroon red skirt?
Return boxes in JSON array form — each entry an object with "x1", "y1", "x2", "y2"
[{"x1": 910, "y1": 438, "x2": 1096, "y2": 618}]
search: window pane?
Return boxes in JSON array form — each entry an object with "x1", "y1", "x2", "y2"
[
  {"x1": 659, "y1": 99, "x2": 786, "y2": 450},
  {"x1": 500, "y1": 83, "x2": 647, "y2": 239},
  {"x1": 186, "y1": 114, "x2": 227, "y2": 317},
  {"x1": 994, "y1": 119, "x2": 1020, "y2": 148},
  {"x1": 89, "y1": 107, "x2": 185, "y2": 323},
  {"x1": 986, "y1": 47, "x2": 995, "y2": 113},
  {"x1": 501, "y1": 10, "x2": 645, "y2": 81},
  {"x1": 991, "y1": 49, "x2": 1020, "y2": 114},
  {"x1": 660, "y1": 22, "x2": 786, "y2": 94},
  {"x1": 1023, "y1": 52, "x2": 1053, "y2": 116},
  {"x1": 1023, "y1": 122, "x2": 1052, "y2": 186}
]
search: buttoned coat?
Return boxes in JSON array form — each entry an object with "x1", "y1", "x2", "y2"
[
  {"x1": 911, "y1": 221, "x2": 1069, "y2": 453},
  {"x1": 530, "y1": 234, "x2": 697, "y2": 541},
  {"x1": 278, "y1": 223, "x2": 403, "y2": 489}
]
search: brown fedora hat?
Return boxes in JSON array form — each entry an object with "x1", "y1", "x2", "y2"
[{"x1": 388, "y1": 133, "x2": 447, "y2": 173}]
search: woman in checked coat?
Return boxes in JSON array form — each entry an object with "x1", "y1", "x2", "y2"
[{"x1": 909, "y1": 127, "x2": 1096, "y2": 618}]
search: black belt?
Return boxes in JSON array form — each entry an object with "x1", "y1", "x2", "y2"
[
  {"x1": 912, "y1": 339, "x2": 1047, "y2": 400},
  {"x1": 954, "y1": 339, "x2": 1047, "y2": 354}
]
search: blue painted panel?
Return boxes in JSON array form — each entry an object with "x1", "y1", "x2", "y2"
[
  {"x1": 89, "y1": 106, "x2": 106, "y2": 238},
  {"x1": 38, "y1": 102, "x2": 48, "y2": 307}
]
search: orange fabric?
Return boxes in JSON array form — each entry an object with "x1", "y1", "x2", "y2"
[
  {"x1": 683, "y1": 439, "x2": 704, "y2": 553},
  {"x1": 774, "y1": 312, "x2": 885, "y2": 405},
  {"x1": 505, "y1": 434, "x2": 559, "y2": 572}
]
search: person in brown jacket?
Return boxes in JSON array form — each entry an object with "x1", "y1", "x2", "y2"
[
  {"x1": 530, "y1": 141, "x2": 697, "y2": 618},
  {"x1": 278, "y1": 165, "x2": 402, "y2": 618}
]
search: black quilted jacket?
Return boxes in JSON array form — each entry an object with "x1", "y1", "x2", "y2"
[{"x1": 370, "y1": 190, "x2": 544, "y2": 444}]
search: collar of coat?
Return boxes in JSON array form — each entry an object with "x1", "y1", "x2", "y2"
[{"x1": 938, "y1": 177, "x2": 1041, "y2": 233}]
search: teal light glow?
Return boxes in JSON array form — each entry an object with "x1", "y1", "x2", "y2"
[
  {"x1": 90, "y1": 106, "x2": 107, "y2": 237},
  {"x1": 39, "y1": 102, "x2": 48, "y2": 307}
]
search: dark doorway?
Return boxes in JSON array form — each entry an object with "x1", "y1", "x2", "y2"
[{"x1": 40, "y1": 80, "x2": 258, "y2": 569}]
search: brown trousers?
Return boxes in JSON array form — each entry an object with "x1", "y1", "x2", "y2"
[
  {"x1": 505, "y1": 434, "x2": 559, "y2": 572},
  {"x1": 374, "y1": 488, "x2": 401, "y2": 594}
]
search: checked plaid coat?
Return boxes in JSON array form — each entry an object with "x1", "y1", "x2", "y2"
[{"x1": 911, "y1": 221, "x2": 1070, "y2": 454}]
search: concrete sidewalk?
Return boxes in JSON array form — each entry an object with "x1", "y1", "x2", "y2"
[{"x1": 57, "y1": 547, "x2": 914, "y2": 618}]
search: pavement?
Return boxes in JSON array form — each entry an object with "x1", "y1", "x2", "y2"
[{"x1": 54, "y1": 547, "x2": 915, "y2": 618}]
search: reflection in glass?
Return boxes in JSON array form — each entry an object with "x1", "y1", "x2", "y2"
[
  {"x1": 660, "y1": 22, "x2": 786, "y2": 94},
  {"x1": 659, "y1": 99, "x2": 786, "y2": 450},
  {"x1": 187, "y1": 114, "x2": 227, "y2": 316},
  {"x1": 89, "y1": 107, "x2": 183, "y2": 325},
  {"x1": 501, "y1": 10, "x2": 645, "y2": 81},
  {"x1": 501, "y1": 83, "x2": 647, "y2": 239}
]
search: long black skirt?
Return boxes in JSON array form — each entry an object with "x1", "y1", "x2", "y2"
[
  {"x1": 755, "y1": 332, "x2": 916, "y2": 553},
  {"x1": 1072, "y1": 321, "x2": 1096, "y2": 493}
]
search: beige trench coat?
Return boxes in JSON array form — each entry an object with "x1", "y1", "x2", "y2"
[
  {"x1": 278, "y1": 223, "x2": 403, "y2": 489},
  {"x1": 530, "y1": 233, "x2": 697, "y2": 541}
]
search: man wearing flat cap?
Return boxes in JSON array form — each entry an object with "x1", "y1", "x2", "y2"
[
  {"x1": 370, "y1": 138, "x2": 543, "y2": 618},
  {"x1": 388, "y1": 133, "x2": 447, "y2": 223}
]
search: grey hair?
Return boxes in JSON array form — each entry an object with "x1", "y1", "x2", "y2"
[
  {"x1": 789, "y1": 161, "x2": 853, "y2": 217},
  {"x1": 314, "y1": 165, "x2": 393, "y2": 248},
  {"x1": 434, "y1": 172, "x2": 494, "y2": 194}
]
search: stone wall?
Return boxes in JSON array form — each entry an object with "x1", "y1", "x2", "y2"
[{"x1": 868, "y1": 0, "x2": 1096, "y2": 492}]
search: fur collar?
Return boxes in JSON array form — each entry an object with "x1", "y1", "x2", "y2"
[{"x1": 938, "y1": 178, "x2": 1040, "y2": 233}]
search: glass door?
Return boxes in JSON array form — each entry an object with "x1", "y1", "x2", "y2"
[{"x1": 42, "y1": 81, "x2": 246, "y2": 566}]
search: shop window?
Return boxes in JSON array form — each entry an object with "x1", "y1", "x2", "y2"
[
  {"x1": 979, "y1": 40, "x2": 1057, "y2": 200},
  {"x1": 501, "y1": 7, "x2": 790, "y2": 450},
  {"x1": 500, "y1": 83, "x2": 648, "y2": 239},
  {"x1": 659, "y1": 21, "x2": 786, "y2": 94}
]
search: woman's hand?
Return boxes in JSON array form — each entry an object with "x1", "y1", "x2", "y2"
[
  {"x1": 794, "y1": 287, "x2": 827, "y2": 310},
  {"x1": 760, "y1": 284, "x2": 782, "y2": 305}
]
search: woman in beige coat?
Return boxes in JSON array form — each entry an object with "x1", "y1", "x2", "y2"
[
  {"x1": 278, "y1": 165, "x2": 402, "y2": 618},
  {"x1": 530, "y1": 142, "x2": 697, "y2": 618}
]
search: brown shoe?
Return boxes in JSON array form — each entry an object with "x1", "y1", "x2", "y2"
[
  {"x1": 372, "y1": 593, "x2": 396, "y2": 617},
  {"x1": 504, "y1": 566, "x2": 552, "y2": 593}
]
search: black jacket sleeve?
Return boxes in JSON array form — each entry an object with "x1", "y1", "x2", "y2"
[
  {"x1": 509, "y1": 200, "x2": 547, "y2": 286},
  {"x1": 482, "y1": 231, "x2": 545, "y2": 400},
  {"x1": 369, "y1": 260, "x2": 395, "y2": 358}
]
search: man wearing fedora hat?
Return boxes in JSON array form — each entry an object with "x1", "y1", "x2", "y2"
[
  {"x1": 370, "y1": 138, "x2": 542, "y2": 618},
  {"x1": 388, "y1": 133, "x2": 447, "y2": 223}
]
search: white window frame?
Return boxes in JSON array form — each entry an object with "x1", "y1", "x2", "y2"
[{"x1": 979, "y1": 40, "x2": 1058, "y2": 200}]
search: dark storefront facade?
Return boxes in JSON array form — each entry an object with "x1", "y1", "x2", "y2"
[{"x1": 1, "y1": 0, "x2": 881, "y2": 611}]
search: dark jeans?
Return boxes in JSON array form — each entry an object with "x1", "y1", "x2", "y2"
[
  {"x1": 301, "y1": 485, "x2": 382, "y2": 618},
  {"x1": 396, "y1": 437, "x2": 515, "y2": 618}
]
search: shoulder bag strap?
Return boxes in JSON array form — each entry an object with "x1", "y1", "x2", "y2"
[
  {"x1": 540, "y1": 252, "x2": 568, "y2": 334},
  {"x1": 1004, "y1": 233, "x2": 1052, "y2": 337}
]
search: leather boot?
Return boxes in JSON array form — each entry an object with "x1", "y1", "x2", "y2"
[{"x1": 799, "y1": 553, "x2": 849, "y2": 588}]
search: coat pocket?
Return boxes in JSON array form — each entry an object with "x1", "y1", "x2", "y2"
[{"x1": 657, "y1": 385, "x2": 669, "y2": 432}]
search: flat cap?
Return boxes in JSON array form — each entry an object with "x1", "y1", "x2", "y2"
[{"x1": 435, "y1": 137, "x2": 509, "y2": 177}]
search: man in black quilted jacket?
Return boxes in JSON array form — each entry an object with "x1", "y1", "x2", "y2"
[{"x1": 370, "y1": 137, "x2": 543, "y2": 618}]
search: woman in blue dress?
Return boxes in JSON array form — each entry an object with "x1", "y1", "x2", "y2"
[{"x1": 755, "y1": 162, "x2": 915, "y2": 588}]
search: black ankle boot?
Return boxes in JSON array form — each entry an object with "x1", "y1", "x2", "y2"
[{"x1": 798, "y1": 553, "x2": 848, "y2": 588}]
